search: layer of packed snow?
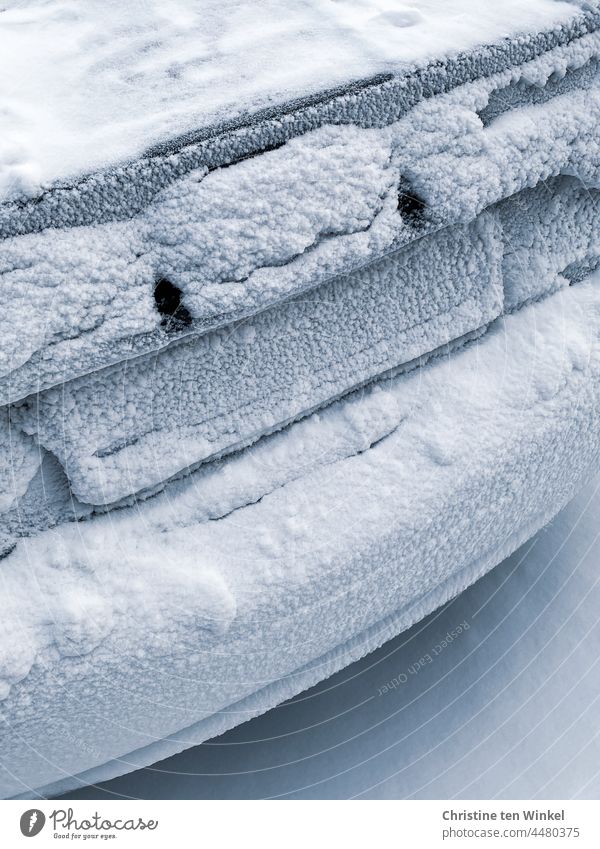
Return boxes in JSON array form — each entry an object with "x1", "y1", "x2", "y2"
[
  {"x1": 2, "y1": 272, "x2": 600, "y2": 798},
  {"x1": 14, "y1": 172, "x2": 600, "y2": 508},
  {"x1": 71, "y1": 474, "x2": 600, "y2": 800},
  {"x1": 0, "y1": 0, "x2": 583, "y2": 200},
  {"x1": 3, "y1": 30, "x2": 600, "y2": 404},
  {"x1": 18, "y1": 213, "x2": 500, "y2": 505}
]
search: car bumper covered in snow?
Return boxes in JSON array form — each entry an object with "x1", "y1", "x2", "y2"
[{"x1": 1, "y1": 0, "x2": 600, "y2": 798}]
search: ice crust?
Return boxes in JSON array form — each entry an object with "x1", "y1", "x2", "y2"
[{"x1": 13, "y1": 174, "x2": 600, "y2": 509}]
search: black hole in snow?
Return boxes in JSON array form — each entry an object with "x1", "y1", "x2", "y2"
[
  {"x1": 154, "y1": 278, "x2": 193, "y2": 330},
  {"x1": 398, "y1": 180, "x2": 427, "y2": 226}
]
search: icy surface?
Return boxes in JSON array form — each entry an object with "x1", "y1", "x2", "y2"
[
  {"x1": 0, "y1": 0, "x2": 581, "y2": 200},
  {"x1": 0, "y1": 122, "x2": 400, "y2": 395},
  {"x1": 15, "y1": 173, "x2": 599, "y2": 508},
  {"x1": 1, "y1": 274, "x2": 600, "y2": 797},
  {"x1": 3, "y1": 171, "x2": 594, "y2": 550}
]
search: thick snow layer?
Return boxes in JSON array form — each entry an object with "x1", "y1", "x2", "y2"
[
  {"x1": 0, "y1": 122, "x2": 400, "y2": 398},
  {"x1": 9, "y1": 169, "x2": 588, "y2": 542},
  {"x1": 16, "y1": 173, "x2": 599, "y2": 508},
  {"x1": 501, "y1": 176, "x2": 600, "y2": 310},
  {"x1": 394, "y1": 30, "x2": 600, "y2": 227},
  {"x1": 2, "y1": 273, "x2": 600, "y2": 798},
  {"x1": 67, "y1": 474, "x2": 600, "y2": 800},
  {"x1": 17, "y1": 213, "x2": 501, "y2": 505},
  {"x1": 0, "y1": 173, "x2": 595, "y2": 543},
  {"x1": 3, "y1": 30, "x2": 600, "y2": 403},
  {"x1": 0, "y1": 0, "x2": 583, "y2": 201}
]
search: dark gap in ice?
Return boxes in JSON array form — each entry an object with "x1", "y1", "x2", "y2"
[
  {"x1": 94, "y1": 432, "x2": 143, "y2": 459},
  {"x1": 154, "y1": 278, "x2": 193, "y2": 331},
  {"x1": 398, "y1": 179, "x2": 427, "y2": 227},
  {"x1": 217, "y1": 140, "x2": 286, "y2": 171}
]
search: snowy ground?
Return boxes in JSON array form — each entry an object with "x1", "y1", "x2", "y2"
[{"x1": 61, "y1": 474, "x2": 600, "y2": 800}]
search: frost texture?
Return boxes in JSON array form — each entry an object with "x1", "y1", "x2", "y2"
[
  {"x1": 3, "y1": 30, "x2": 600, "y2": 400},
  {"x1": 1, "y1": 6, "x2": 600, "y2": 799},
  {"x1": 0, "y1": 0, "x2": 581, "y2": 199},
  {"x1": 15, "y1": 173, "x2": 600, "y2": 508},
  {"x1": 16, "y1": 213, "x2": 502, "y2": 504},
  {"x1": 1, "y1": 275, "x2": 600, "y2": 797}
]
